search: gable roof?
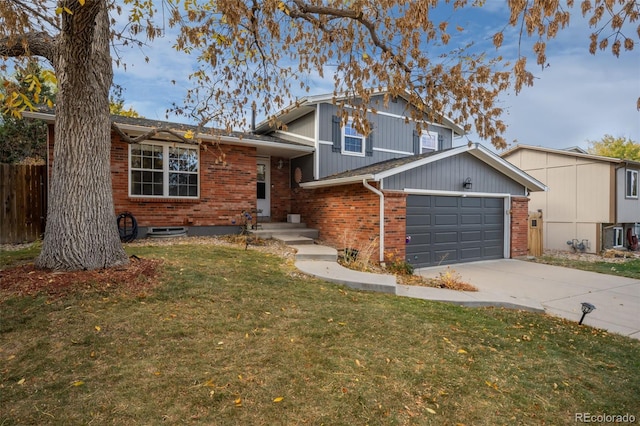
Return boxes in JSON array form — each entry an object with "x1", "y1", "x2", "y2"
[
  {"x1": 501, "y1": 144, "x2": 640, "y2": 167},
  {"x1": 301, "y1": 143, "x2": 547, "y2": 192},
  {"x1": 254, "y1": 89, "x2": 465, "y2": 136},
  {"x1": 22, "y1": 110, "x2": 314, "y2": 158}
]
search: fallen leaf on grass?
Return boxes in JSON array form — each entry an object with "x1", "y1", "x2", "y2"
[
  {"x1": 426, "y1": 407, "x2": 436, "y2": 414},
  {"x1": 485, "y1": 381, "x2": 500, "y2": 392},
  {"x1": 273, "y1": 396, "x2": 284, "y2": 403},
  {"x1": 72, "y1": 380, "x2": 84, "y2": 387},
  {"x1": 17, "y1": 378, "x2": 25, "y2": 385},
  {"x1": 234, "y1": 397, "x2": 242, "y2": 407},
  {"x1": 457, "y1": 349, "x2": 467, "y2": 354}
]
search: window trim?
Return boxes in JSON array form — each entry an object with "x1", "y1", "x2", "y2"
[
  {"x1": 129, "y1": 140, "x2": 200, "y2": 199},
  {"x1": 342, "y1": 120, "x2": 366, "y2": 157},
  {"x1": 625, "y1": 169, "x2": 638, "y2": 199},
  {"x1": 420, "y1": 130, "x2": 439, "y2": 153},
  {"x1": 613, "y1": 226, "x2": 624, "y2": 248}
]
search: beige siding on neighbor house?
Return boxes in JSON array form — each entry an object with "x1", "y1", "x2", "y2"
[
  {"x1": 576, "y1": 162, "x2": 611, "y2": 222},
  {"x1": 503, "y1": 149, "x2": 614, "y2": 253},
  {"x1": 546, "y1": 222, "x2": 599, "y2": 253}
]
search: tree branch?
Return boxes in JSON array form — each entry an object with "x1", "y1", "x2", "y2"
[
  {"x1": 111, "y1": 122, "x2": 197, "y2": 145},
  {"x1": 8, "y1": 0, "x2": 61, "y2": 31},
  {"x1": 288, "y1": 0, "x2": 411, "y2": 73},
  {"x1": 0, "y1": 31, "x2": 57, "y2": 63}
]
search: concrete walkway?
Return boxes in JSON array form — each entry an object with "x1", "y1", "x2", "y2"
[
  {"x1": 290, "y1": 240, "x2": 640, "y2": 339},
  {"x1": 414, "y1": 259, "x2": 640, "y2": 340}
]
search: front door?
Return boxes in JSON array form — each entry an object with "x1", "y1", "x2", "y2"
[{"x1": 256, "y1": 157, "x2": 270, "y2": 217}]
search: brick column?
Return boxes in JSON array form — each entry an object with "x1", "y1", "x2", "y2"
[{"x1": 510, "y1": 196, "x2": 529, "y2": 258}]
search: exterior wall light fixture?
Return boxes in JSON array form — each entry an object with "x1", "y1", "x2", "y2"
[{"x1": 463, "y1": 177, "x2": 472, "y2": 190}]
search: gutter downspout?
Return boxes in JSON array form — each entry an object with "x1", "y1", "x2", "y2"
[{"x1": 362, "y1": 179, "x2": 385, "y2": 263}]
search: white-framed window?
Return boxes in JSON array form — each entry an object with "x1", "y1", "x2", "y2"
[
  {"x1": 342, "y1": 120, "x2": 365, "y2": 156},
  {"x1": 626, "y1": 169, "x2": 638, "y2": 198},
  {"x1": 129, "y1": 141, "x2": 199, "y2": 198},
  {"x1": 420, "y1": 130, "x2": 438, "y2": 153},
  {"x1": 613, "y1": 227, "x2": 624, "y2": 248}
]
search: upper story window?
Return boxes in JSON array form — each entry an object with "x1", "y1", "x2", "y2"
[
  {"x1": 626, "y1": 169, "x2": 638, "y2": 198},
  {"x1": 130, "y1": 141, "x2": 199, "y2": 198},
  {"x1": 342, "y1": 120, "x2": 366, "y2": 156},
  {"x1": 420, "y1": 130, "x2": 438, "y2": 153}
]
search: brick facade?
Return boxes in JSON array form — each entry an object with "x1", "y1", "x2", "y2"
[
  {"x1": 46, "y1": 125, "x2": 295, "y2": 229},
  {"x1": 293, "y1": 185, "x2": 530, "y2": 264},
  {"x1": 110, "y1": 134, "x2": 259, "y2": 227},
  {"x1": 383, "y1": 191, "x2": 408, "y2": 262},
  {"x1": 291, "y1": 183, "x2": 382, "y2": 259},
  {"x1": 510, "y1": 196, "x2": 530, "y2": 258},
  {"x1": 291, "y1": 184, "x2": 409, "y2": 263}
]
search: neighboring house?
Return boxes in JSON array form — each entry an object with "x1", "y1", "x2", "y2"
[
  {"x1": 502, "y1": 144, "x2": 640, "y2": 253},
  {"x1": 26, "y1": 91, "x2": 546, "y2": 268}
]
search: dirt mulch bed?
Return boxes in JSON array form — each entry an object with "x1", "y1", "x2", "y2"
[{"x1": 0, "y1": 257, "x2": 162, "y2": 301}]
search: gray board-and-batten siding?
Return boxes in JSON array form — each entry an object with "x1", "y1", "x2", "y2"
[
  {"x1": 315, "y1": 103, "x2": 454, "y2": 179},
  {"x1": 383, "y1": 152, "x2": 525, "y2": 195}
]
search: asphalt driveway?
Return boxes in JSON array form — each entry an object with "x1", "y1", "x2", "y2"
[{"x1": 403, "y1": 259, "x2": 640, "y2": 340}]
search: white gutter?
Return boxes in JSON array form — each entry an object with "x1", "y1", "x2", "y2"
[
  {"x1": 300, "y1": 174, "x2": 375, "y2": 188},
  {"x1": 314, "y1": 106, "x2": 320, "y2": 180},
  {"x1": 362, "y1": 179, "x2": 385, "y2": 263}
]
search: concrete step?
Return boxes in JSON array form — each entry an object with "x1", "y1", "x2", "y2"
[
  {"x1": 291, "y1": 244, "x2": 338, "y2": 262},
  {"x1": 258, "y1": 222, "x2": 309, "y2": 230},
  {"x1": 250, "y1": 228, "x2": 319, "y2": 240},
  {"x1": 272, "y1": 234, "x2": 315, "y2": 245}
]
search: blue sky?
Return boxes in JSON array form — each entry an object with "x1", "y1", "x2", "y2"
[{"x1": 112, "y1": 2, "x2": 639, "y2": 152}]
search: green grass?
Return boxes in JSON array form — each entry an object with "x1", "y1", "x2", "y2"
[
  {"x1": 0, "y1": 241, "x2": 42, "y2": 268},
  {"x1": 532, "y1": 255, "x2": 640, "y2": 279},
  {"x1": 1, "y1": 242, "x2": 639, "y2": 425}
]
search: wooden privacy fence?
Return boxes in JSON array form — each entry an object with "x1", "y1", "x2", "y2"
[{"x1": 1, "y1": 164, "x2": 47, "y2": 244}]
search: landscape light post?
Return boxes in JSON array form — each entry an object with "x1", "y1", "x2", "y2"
[{"x1": 578, "y1": 302, "x2": 596, "y2": 325}]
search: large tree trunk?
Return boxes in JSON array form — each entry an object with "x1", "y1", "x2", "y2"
[{"x1": 35, "y1": 0, "x2": 128, "y2": 270}]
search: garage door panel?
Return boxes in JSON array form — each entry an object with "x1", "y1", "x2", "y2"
[
  {"x1": 433, "y1": 249, "x2": 458, "y2": 265},
  {"x1": 406, "y1": 251, "x2": 432, "y2": 265},
  {"x1": 461, "y1": 214, "x2": 482, "y2": 225},
  {"x1": 484, "y1": 229, "x2": 503, "y2": 241},
  {"x1": 484, "y1": 198, "x2": 503, "y2": 208},
  {"x1": 434, "y1": 231, "x2": 458, "y2": 244},
  {"x1": 484, "y1": 214, "x2": 503, "y2": 225},
  {"x1": 461, "y1": 197, "x2": 482, "y2": 208},
  {"x1": 407, "y1": 232, "x2": 431, "y2": 245},
  {"x1": 406, "y1": 213, "x2": 431, "y2": 226},
  {"x1": 460, "y1": 247, "x2": 482, "y2": 260},
  {"x1": 408, "y1": 196, "x2": 433, "y2": 208},
  {"x1": 406, "y1": 195, "x2": 504, "y2": 268},
  {"x1": 483, "y1": 245, "x2": 503, "y2": 257},
  {"x1": 434, "y1": 214, "x2": 458, "y2": 225},
  {"x1": 435, "y1": 197, "x2": 458, "y2": 207},
  {"x1": 460, "y1": 230, "x2": 481, "y2": 242}
]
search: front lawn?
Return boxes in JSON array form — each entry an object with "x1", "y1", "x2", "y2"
[
  {"x1": 1, "y1": 241, "x2": 639, "y2": 425},
  {"x1": 532, "y1": 254, "x2": 640, "y2": 280}
]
